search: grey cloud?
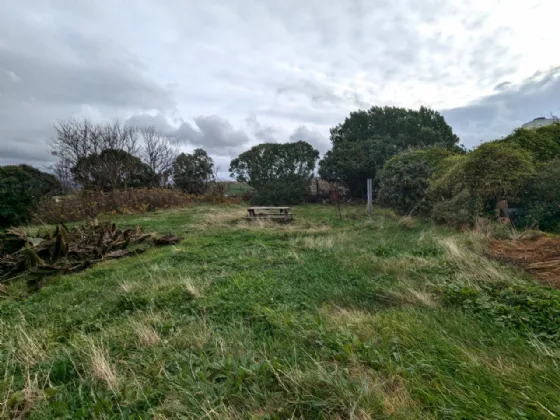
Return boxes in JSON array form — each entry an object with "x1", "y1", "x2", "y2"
[
  {"x1": 245, "y1": 115, "x2": 285, "y2": 143},
  {"x1": 0, "y1": 48, "x2": 172, "y2": 109},
  {"x1": 494, "y1": 81, "x2": 512, "y2": 91},
  {"x1": 172, "y1": 115, "x2": 251, "y2": 155},
  {"x1": 125, "y1": 112, "x2": 254, "y2": 156},
  {"x1": 289, "y1": 126, "x2": 330, "y2": 155},
  {"x1": 277, "y1": 79, "x2": 342, "y2": 106},
  {"x1": 0, "y1": 1, "x2": 174, "y2": 168},
  {"x1": 276, "y1": 78, "x2": 370, "y2": 109},
  {"x1": 125, "y1": 113, "x2": 175, "y2": 134},
  {"x1": 441, "y1": 67, "x2": 560, "y2": 147}
]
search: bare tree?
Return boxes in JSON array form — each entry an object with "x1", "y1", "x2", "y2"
[
  {"x1": 138, "y1": 127, "x2": 178, "y2": 185},
  {"x1": 50, "y1": 118, "x2": 180, "y2": 188},
  {"x1": 50, "y1": 160, "x2": 74, "y2": 193},
  {"x1": 50, "y1": 118, "x2": 101, "y2": 166},
  {"x1": 99, "y1": 120, "x2": 139, "y2": 156},
  {"x1": 51, "y1": 118, "x2": 139, "y2": 167}
]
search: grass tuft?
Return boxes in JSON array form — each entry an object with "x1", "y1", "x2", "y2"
[{"x1": 88, "y1": 343, "x2": 118, "y2": 391}]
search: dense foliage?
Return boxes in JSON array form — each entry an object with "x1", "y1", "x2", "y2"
[
  {"x1": 517, "y1": 157, "x2": 560, "y2": 230},
  {"x1": 230, "y1": 141, "x2": 319, "y2": 188},
  {"x1": 498, "y1": 124, "x2": 560, "y2": 163},
  {"x1": 72, "y1": 149, "x2": 156, "y2": 191},
  {"x1": 0, "y1": 165, "x2": 60, "y2": 227},
  {"x1": 35, "y1": 188, "x2": 195, "y2": 223},
  {"x1": 172, "y1": 149, "x2": 214, "y2": 194},
  {"x1": 377, "y1": 122, "x2": 560, "y2": 230},
  {"x1": 462, "y1": 142, "x2": 535, "y2": 205},
  {"x1": 250, "y1": 177, "x2": 309, "y2": 206},
  {"x1": 378, "y1": 148, "x2": 452, "y2": 215},
  {"x1": 319, "y1": 106, "x2": 461, "y2": 197},
  {"x1": 230, "y1": 141, "x2": 319, "y2": 205}
]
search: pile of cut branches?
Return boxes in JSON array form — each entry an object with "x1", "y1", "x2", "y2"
[{"x1": 0, "y1": 220, "x2": 182, "y2": 292}]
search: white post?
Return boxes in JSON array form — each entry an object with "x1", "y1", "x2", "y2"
[{"x1": 367, "y1": 178, "x2": 372, "y2": 215}]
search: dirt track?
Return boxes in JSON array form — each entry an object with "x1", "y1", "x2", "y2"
[{"x1": 489, "y1": 235, "x2": 560, "y2": 288}]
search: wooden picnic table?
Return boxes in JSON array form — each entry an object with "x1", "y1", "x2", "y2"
[{"x1": 247, "y1": 207, "x2": 293, "y2": 221}]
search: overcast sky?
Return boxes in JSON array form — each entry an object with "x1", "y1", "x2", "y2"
[{"x1": 2, "y1": 0, "x2": 560, "y2": 173}]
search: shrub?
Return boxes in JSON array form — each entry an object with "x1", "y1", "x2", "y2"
[
  {"x1": 378, "y1": 148, "x2": 452, "y2": 215},
  {"x1": 462, "y1": 142, "x2": 535, "y2": 204},
  {"x1": 517, "y1": 157, "x2": 560, "y2": 231},
  {"x1": 428, "y1": 143, "x2": 535, "y2": 226},
  {"x1": 251, "y1": 179, "x2": 309, "y2": 206},
  {"x1": 499, "y1": 125, "x2": 560, "y2": 163},
  {"x1": 0, "y1": 165, "x2": 60, "y2": 227},
  {"x1": 431, "y1": 190, "x2": 476, "y2": 227}
]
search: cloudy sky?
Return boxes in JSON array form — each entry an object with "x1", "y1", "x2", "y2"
[{"x1": 2, "y1": 0, "x2": 560, "y2": 173}]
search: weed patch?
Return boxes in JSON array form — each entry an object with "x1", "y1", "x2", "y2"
[{"x1": 441, "y1": 282, "x2": 560, "y2": 341}]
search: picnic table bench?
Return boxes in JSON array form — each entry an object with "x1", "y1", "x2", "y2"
[{"x1": 247, "y1": 207, "x2": 293, "y2": 221}]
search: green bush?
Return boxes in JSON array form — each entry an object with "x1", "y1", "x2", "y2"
[
  {"x1": 0, "y1": 165, "x2": 60, "y2": 227},
  {"x1": 431, "y1": 189, "x2": 476, "y2": 227},
  {"x1": 378, "y1": 148, "x2": 452, "y2": 215},
  {"x1": 428, "y1": 143, "x2": 535, "y2": 226},
  {"x1": 517, "y1": 157, "x2": 560, "y2": 231},
  {"x1": 251, "y1": 179, "x2": 308, "y2": 206},
  {"x1": 499, "y1": 124, "x2": 560, "y2": 163},
  {"x1": 462, "y1": 142, "x2": 535, "y2": 204}
]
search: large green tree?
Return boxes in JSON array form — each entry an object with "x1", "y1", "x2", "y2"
[
  {"x1": 319, "y1": 106, "x2": 460, "y2": 197},
  {"x1": 0, "y1": 165, "x2": 61, "y2": 227},
  {"x1": 72, "y1": 149, "x2": 156, "y2": 191},
  {"x1": 229, "y1": 141, "x2": 319, "y2": 188},
  {"x1": 172, "y1": 149, "x2": 214, "y2": 194}
]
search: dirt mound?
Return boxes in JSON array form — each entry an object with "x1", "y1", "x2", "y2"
[
  {"x1": 1, "y1": 220, "x2": 182, "y2": 292},
  {"x1": 488, "y1": 235, "x2": 560, "y2": 288}
]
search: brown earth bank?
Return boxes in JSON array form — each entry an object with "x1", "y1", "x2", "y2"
[{"x1": 488, "y1": 235, "x2": 560, "y2": 288}]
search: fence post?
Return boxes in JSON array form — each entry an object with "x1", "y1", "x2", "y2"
[{"x1": 367, "y1": 178, "x2": 372, "y2": 215}]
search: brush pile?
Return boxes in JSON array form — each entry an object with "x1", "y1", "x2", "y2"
[
  {"x1": 0, "y1": 220, "x2": 182, "y2": 291},
  {"x1": 489, "y1": 235, "x2": 560, "y2": 288}
]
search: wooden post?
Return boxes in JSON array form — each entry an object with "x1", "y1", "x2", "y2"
[{"x1": 367, "y1": 178, "x2": 372, "y2": 215}]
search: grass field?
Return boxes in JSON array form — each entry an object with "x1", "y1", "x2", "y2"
[{"x1": 1, "y1": 205, "x2": 559, "y2": 419}]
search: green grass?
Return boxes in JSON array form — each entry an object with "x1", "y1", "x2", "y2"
[
  {"x1": 224, "y1": 182, "x2": 253, "y2": 196},
  {"x1": 1, "y1": 205, "x2": 559, "y2": 419}
]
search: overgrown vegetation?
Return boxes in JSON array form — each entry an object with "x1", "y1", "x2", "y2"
[
  {"x1": 376, "y1": 123, "x2": 560, "y2": 231},
  {"x1": 230, "y1": 141, "x2": 319, "y2": 205},
  {"x1": 34, "y1": 188, "x2": 194, "y2": 223},
  {"x1": 441, "y1": 282, "x2": 560, "y2": 341},
  {"x1": 1, "y1": 205, "x2": 558, "y2": 418},
  {"x1": 378, "y1": 148, "x2": 452, "y2": 215},
  {"x1": 34, "y1": 188, "x2": 243, "y2": 224},
  {"x1": 319, "y1": 106, "x2": 462, "y2": 197},
  {"x1": 0, "y1": 165, "x2": 61, "y2": 228}
]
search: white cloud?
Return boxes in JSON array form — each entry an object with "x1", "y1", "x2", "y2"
[{"x1": 2, "y1": 0, "x2": 560, "y2": 167}]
